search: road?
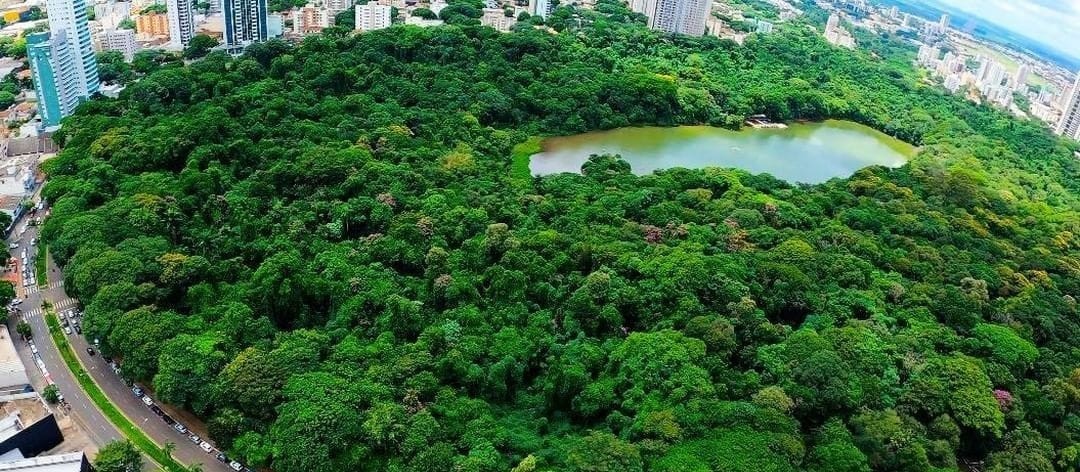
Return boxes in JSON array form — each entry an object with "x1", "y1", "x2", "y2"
[{"x1": 8, "y1": 199, "x2": 234, "y2": 472}]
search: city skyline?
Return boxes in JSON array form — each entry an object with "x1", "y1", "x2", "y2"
[{"x1": 930, "y1": 0, "x2": 1080, "y2": 62}]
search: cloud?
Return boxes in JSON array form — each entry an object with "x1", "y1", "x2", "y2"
[{"x1": 937, "y1": 0, "x2": 1080, "y2": 60}]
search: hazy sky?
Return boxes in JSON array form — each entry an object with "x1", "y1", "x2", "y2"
[{"x1": 935, "y1": 0, "x2": 1080, "y2": 60}]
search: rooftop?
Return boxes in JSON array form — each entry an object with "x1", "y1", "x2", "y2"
[
  {"x1": 0, "y1": 452, "x2": 84, "y2": 472},
  {"x1": 0, "y1": 326, "x2": 28, "y2": 391}
]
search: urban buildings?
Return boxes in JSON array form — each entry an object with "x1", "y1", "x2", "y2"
[
  {"x1": 224, "y1": 0, "x2": 268, "y2": 45},
  {"x1": 354, "y1": 3, "x2": 391, "y2": 31},
  {"x1": 480, "y1": 7, "x2": 516, "y2": 32},
  {"x1": 294, "y1": 2, "x2": 332, "y2": 34},
  {"x1": 629, "y1": 0, "x2": 709, "y2": 36},
  {"x1": 26, "y1": 31, "x2": 82, "y2": 129},
  {"x1": 324, "y1": 0, "x2": 352, "y2": 13},
  {"x1": 1056, "y1": 73, "x2": 1080, "y2": 139},
  {"x1": 0, "y1": 453, "x2": 91, "y2": 472},
  {"x1": 99, "y1": 28, "x2": 137, "y2": 61},
  {"x1": 166, "y1": 0, "x2": 195, "y2": 48},
  {"x1": 135, "y1": 12, "x2": 170, "y2": 39},
  {"x1": 44, "y1": 0, "x2": 99, "y2": 96},
  {"x1": 823, "y1": 13, "x2": 855, "y2": 48},
  {"x1": 531, "y1": 0, "x2": 553, "y2": 20}
]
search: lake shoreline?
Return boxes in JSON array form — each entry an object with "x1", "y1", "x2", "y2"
[{"x1": 526, "y1": 120, "x2": 916, "y2": 185}]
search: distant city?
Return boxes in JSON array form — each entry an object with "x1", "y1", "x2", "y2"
[
  {"x1": 0, "y1": 0, "x2": 1078, "y2": 140},
  {"x1": 819, "y1": 0, "x2": 1080, "y2": 140}
]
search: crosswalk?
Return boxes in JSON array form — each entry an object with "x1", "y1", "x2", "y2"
[
  {"x1": 18, "y1": 298, "x2": 77, "y2": 320},
  {"x1": 19, "y1": 280, "x2": 63, "y2": 296}
]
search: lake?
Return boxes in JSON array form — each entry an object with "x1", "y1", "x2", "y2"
[{"x1": 529, "y1": 120, "x2": 916, "y2": 184}]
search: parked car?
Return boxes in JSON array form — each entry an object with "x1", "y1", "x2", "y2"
[
  {"x1": 9, "y1": 298, "x2": 22, "y2": 306},
  {"x1": 85, "y1": 347, "x2": 95, "y2": 356},
  {"x1": 200, "y1": 441, "x2": 213, "y2": 453},
  {"x1": 216, "y1": 453, "x2": 228, "y2": 463},
  {"x1": 74, "y1": 324, "x2": 82, "y2": 335},
  {"x1": 229, "y1": 461, "x2": 243, "y2": 471},
  {"x1": 161, "y1": 414, "x2": 176, "y2": 426},
  {"x1": 188, "y1": 434, "x2": 200, "y2": 444},
  {"x1": 63, "y1": 326, "x2": 71, "y2": 335},
  {"x1": 142, "y1": 396, "x2": 153, "y2": 407},
  {"x1": 149, "y1": 405, "x2": 164, "y2": 417},
  {"x1": 132, "y1": 386, "x2": 144, "y2": 397},
  {"x1": 8, "y1": 243, "x2": 17, "y2": 249},
  {"x1": 173, "y1": 423, "x2": 188, "y2": 434}
]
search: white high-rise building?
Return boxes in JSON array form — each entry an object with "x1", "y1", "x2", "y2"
[
  {"x1": 45, "y1": 0, "x2": 99, "y2": 96},
  {"x1": 938, "y1": 13, "x2": 949, "y2": 29},
  {"x1": 531, "y1": 0, "x2": 553, "y2": 19},
  {"x1": 167, "y1": 0, "x2": 196, "y2": 48},
  {"x1": 1014, "y1": 64, "x2": 1030, "y2": 88},
  {"x1": 354, "y1": 3, "x2": 391, "y2": 31},
  {"x1": 1055, "y1": 73, "x2": 1080, "y2": 140},
  {"x1": 631, "y1": 0, "x2": 708, "y2": 36}
]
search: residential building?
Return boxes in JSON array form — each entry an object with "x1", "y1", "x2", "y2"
[
  {"x1": 354, "y1": 3, "x2": 390, "y2": 31},
  {"x1": 404, "y1": 15, "x2": 442, "y2": 26},
  {"x1": 94, "y1": 1, "x2": 131, "y2": 29},
  {"x1": 530, "y1": 0, "x2": 552, "y2": 20},
  {"x1": 26, "y1": 31, "x2": 81, "y2": 128},
  {"x1": 224, "y1": 0, "x2": 268, "y2": 45},
  {"x1": 429, "y1": 0, "x2": 446, "y2": 16},
  {"x1": 1055, "y1": 73, "x2": 1080, "y2": 139},
  {"x1": 166, "y1": 0, "x2": 195, "y2": 48},
  {"x1": 99, "y1": 28, "x2": 136, "y2": 61},
  {"x1": 294, "y1": 3, "x2": 332, "y2": 34},
  {"x1": 480, "y1": 7, "x2": 515, "y2": 31},
  {"x1": 135, "y1": 12, "x2": 170, "y2": 39},
  {"x1": 44, "y1": 0, "x2": 99, "y2": 96},
  {"x1": 938, "y1": 13, "x2": 948, "y2": 29},
  {"x1": 324, "y1": 0, "x2": 352, "y2": 13},
  {"x1": 0, "y1": 452, "x2": 91, "y2": 472},
  {"x1": 1014, "y1": 64, "x2": 1030, "y2": 88},
  {"x1": 755, "y1": 19, "x2": 772, "y2": 34},
  {"x1": 630, "y1": 0, "x2": 708, "y2": 36},
  {"x1": 267, "y1": 12, "x2": 284, "y2": 36}
]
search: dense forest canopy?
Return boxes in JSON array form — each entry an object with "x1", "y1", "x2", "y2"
[{"x1": 41, "y1": 1, "x2": 1079, "y2": 471}]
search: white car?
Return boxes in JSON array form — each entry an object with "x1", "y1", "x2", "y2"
[
  {"x1": 142, "y1": 396, "x2": 153, "y2": 406},
  {"x1": 7, "y1": 243, "x2": 17, "y2": 250},
  {"x1": 10, "y1": 299, "x2": 22, "y2": 306},
  {"x1": 200, "y1": 441, "x2": 213, "y2": 453},
  {"x1": 229, "y1": 461, "x2": 242, "y2": 471},
  {"x1": 63, "y1": 326, "x2": 71, "y2": 335}
]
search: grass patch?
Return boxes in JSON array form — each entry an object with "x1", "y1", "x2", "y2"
[
  {"x1": 510, "y1": 136, "x2": 542, "y2": 183},
  {"x1": 43, "y1": 309, "x2": 186, "y2": 472},
  {"x1": 35, "y1": 244, "x2": 46, "y2": 288}
]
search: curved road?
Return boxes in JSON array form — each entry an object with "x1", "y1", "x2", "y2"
[{"x1": 8, "y1": 200, "x2": 233, "y2": 472}]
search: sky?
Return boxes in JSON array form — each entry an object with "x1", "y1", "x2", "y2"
[{"x1": 933, "y1": 0, "x2": 1080, "y2": 60}]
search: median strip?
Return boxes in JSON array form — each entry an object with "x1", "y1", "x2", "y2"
[
  {"x1": 42, "y1": 307, "x2": 187, "y2": 472},
  {"x1": 35, "y1": 244, "x2": 46, "y2": 288}
]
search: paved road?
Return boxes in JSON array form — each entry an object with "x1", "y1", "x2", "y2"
[{"x1": 9, "y1": 200, "x2": 234, "y2": 472}]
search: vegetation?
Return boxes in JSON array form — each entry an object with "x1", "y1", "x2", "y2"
[
  {"x1": 35, "y1": 243, "x2": 47, "y2": 287},
  {"x1": 43, "y1": 310, "x2": 186, "y2": 472},
  {"x1": 183, "y1": 34, "x2": 219, "y2": 59},
  {"x1": 42, "y1": 384, "x2": 60, "y2": 404},
  {"x1": 93, "y1": 440, "x2": 144, "y2": 472},
  {"x1": 43, "y1": 2, "x2": 1079, "y2": 472},
  {"x1": 16, "y1": 321, "x2": 31, "y2": 340}
]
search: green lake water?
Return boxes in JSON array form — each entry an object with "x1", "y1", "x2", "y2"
[{"x1": 529, "y1": 120, "x2": 916, "y2": 184}]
